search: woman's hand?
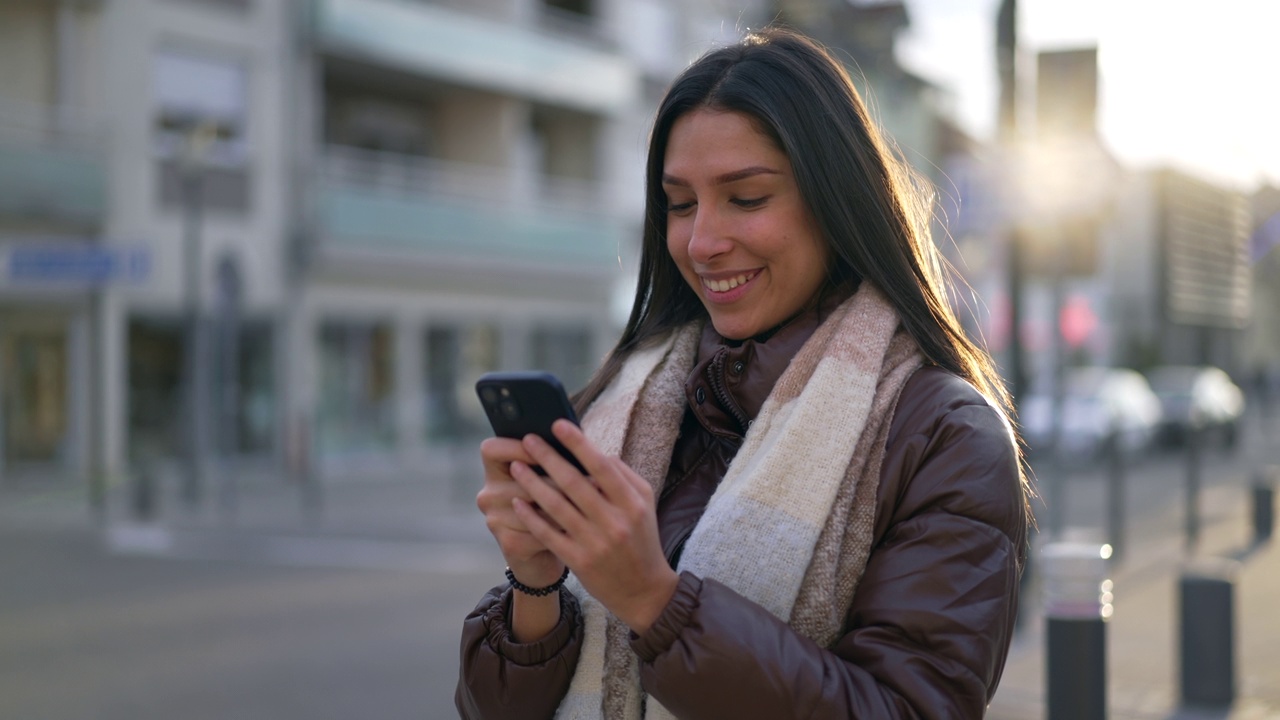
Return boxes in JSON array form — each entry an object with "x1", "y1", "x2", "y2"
[
  {"x1": 476, "y1": 437, "x2": 565, "y2": 588},
  {"x1": 510, "y1": 420, "x2": 680, "y2": 635}
]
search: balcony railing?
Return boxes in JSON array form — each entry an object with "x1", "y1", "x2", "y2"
[
  {"x1": 312, "y1": 0, "x2": 639, "y2": 115},
  {"x1": 0, "y1": 100, "x2": 108, "y2": 227},
  {"x1": 315, "y1": 146, "x2": 626, "y2": 271}
]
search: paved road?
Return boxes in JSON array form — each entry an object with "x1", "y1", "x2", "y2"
[{"x1": 1, "y1": 524, "x2": 504, "y2": 719}]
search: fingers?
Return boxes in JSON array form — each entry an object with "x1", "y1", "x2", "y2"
[
  {"x1": 479, "y1": 436, "x2": 535, "y2": 472},
  {"x1": 550, "y1": 420, "x2": 650, "y2": 504},
  {"x1": 509, "y1": 459, "x2": 589, "y2": 541}
]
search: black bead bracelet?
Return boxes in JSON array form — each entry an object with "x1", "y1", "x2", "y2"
[{"x1": 505, "y1": 566, "x2": 570, "y2": 597}]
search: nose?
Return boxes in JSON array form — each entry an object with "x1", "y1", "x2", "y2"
[{"x1": 686, "y1": 206, "x2": 733, "y2": 265}]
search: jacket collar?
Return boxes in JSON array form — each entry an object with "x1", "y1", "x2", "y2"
[{"x1": 685, "y1": 287, "x2": 852, "y2": 438}]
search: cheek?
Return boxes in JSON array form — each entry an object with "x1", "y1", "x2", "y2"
[{"x1": 666, "y1": 222, "x2": 691, "y2": 266}]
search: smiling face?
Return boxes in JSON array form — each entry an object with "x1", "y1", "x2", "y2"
[{"x1": 662, "y1": 109, "x2": 829, "y2": 341}]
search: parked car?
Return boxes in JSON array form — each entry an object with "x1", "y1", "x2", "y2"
[
  {"x1": 1144, "y1": 365, "x2": 1245, "y2": 449},
  {"x1": 1020, "y1": 367, "x2": 1163, "y2": 462}
]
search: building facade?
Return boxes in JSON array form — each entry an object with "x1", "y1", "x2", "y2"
[{"x1": 0, "y1": 0, "x2": 770, "y2": 495}]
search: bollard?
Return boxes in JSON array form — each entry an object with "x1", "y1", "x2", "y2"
[
  {"x1": 1043, "y1": 540, "x2": 1113, "y2": 720},
  {"x1": 1253, "y1": 467, "x2": 1276, "y2": 545},
  {"x1": 1179, "y1": 559, "x2": 1239, "y2": 708}
]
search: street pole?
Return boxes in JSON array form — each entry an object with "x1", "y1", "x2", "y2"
[
  {"x1": 1185, "y1": 424, "x2": 1203, "y2": 552},
  {"x1": 997, "y1": 0, "x2": 1027, "y2": 409},
  {"x1": 181, "y1": 123, "x2": 218, "y2": 511},
  {"x1": 1105, "y1": 432, "x2": 1126, "y2": 563}
]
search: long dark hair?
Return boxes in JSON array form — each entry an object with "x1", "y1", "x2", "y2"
[{"x1": 578, "y1": 28, "x2": 1018, "y2": 447}]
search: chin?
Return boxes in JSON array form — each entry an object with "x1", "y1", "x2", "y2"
[{"x1": 709, "y1": 317, "x2": 762, "y2": 341}]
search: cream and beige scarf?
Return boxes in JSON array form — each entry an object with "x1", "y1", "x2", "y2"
[{"x1": 556, "y1": 282, "x2": 923, "y2": 720}]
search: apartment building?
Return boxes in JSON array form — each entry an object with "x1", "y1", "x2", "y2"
[
  {"x1": 0, "y1": 0, "x2": 292, "y2": 492},
  {"x1": 0, "y1": 0, "x2": 762, "y2": 492},
  {"x1": 285, "y1": 0, "x2": 762, "y2": 482}
]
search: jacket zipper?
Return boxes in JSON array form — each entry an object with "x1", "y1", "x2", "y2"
[{"x1": 708, "y1": 350, "x2": 751, "y2": 433}]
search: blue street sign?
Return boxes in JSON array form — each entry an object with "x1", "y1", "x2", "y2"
[{"x1": 7, "y1": 245, "x2": 150, "y2": 284}]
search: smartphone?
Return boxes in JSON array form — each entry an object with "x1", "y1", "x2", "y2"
[{"x1": 475, "y1": 371, "x2": 586, "y2": 474}]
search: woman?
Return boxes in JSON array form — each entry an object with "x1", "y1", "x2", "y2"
[{"x1": 457, "y1": 28, "x2": 1029, "y2": 719}]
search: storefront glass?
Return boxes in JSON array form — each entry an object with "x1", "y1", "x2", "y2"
[
  {"x1": 317, "y1": 322, "x2": 395, "y2": 453},
  {"x1": 425, "y1": 323, "x2": 499, "y2": 442},
  {"x1": 1, "y1": 326, "x2": 69, "y2": 467}
]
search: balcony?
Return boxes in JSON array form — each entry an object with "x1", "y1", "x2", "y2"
[
  {"x1": 0, "y1": 102, "x2": 107, "y2": 229},
  {"x1": 312, "y1": 0, "x2": 640, "y2": 115},
  {"x1": 314, "y1": 146, "x2": 626, "y2": 275}
]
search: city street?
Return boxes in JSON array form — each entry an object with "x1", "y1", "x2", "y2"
[
  {"x1": 1, "y1": 508, "x2": 504, "y2": 719},
  {"x1": 1, "y1": 411, "x2": 1276, "y2": 719}
]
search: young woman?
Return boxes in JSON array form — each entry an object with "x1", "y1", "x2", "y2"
[{"x1": 457, "y1": 28, "x2": 1029, "y2": 719}]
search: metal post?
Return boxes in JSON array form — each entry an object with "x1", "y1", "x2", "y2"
[
  {"x1": 180, "y1": 123, "x2": 218, "y2": 511},
  {"x1": 1185, "y1": 425, "x2": 1202, "y2": 551},
  {"x1": 1253, "y1": 466, "x2": 1276, "y2": 546},
  {"x1": 1046, "y1": 231, "x2": 1068, "y2": 540},
  {"x1": 215, "y1": 258, "x2": 242, "y2": 522},
  {"x1": 1043, "y1": 541, "x2": 1112, "y2": 720},
  {"x1": 1105, "y1": 433, "x2": 1125, "y2": 563},
  {"x1": 1179, "y1": 559, "x2": 1238, "y2": 708},
  {"x1": 182, "y1": 166, "x2": 206, "y2": 510},
  {"x1": 88, "y1": 289, "x2": 106, "y2": 516}
]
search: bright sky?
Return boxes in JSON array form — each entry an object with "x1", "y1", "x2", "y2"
[{"x1": 897, "y1": 0, "x2": 1280, "y2": 191}]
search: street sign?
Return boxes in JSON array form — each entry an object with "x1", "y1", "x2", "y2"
[{"x1": 5, "y1": 244, "x2": 150, "y2": 284}]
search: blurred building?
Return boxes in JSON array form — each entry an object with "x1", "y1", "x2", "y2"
[
  {"x1": 1103, "y1": 169, "x2": 1252, "y2": 373},
  {"x1": 284, "y1": 0, "x2": 770, "y2": 479},
  {"x1": 1244, "y1": 184, "x2": 1280, "y2": 397},
  {"x1": 0, "y1": 0, "x2": 770, "y2": 488},
  {"x1": 1, "y1": 0, "x2": 294, "y2": 486}
]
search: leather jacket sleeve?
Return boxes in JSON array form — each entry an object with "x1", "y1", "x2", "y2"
[
  {"x1": 455, "y1": 585, "x2": 585, "y2": 719},
  {"x1": 631, "y1": 369, "x2": 1027, "y2": 719}
]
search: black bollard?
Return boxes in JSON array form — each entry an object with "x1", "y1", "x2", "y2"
[
  {"x1": 1043, "y1": 540, "x2": 1113, "y2": 720},
  {"x1": 1253, "y1": 467, "x2": 1276, "y2": 546},
  {"x1": 1179, "y1": 560, "x2": 1238, "y2": 708}
]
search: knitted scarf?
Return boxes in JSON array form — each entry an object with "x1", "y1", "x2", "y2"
[{"x1": 555, "y1": 282, "x2": 923, "y2": 720}]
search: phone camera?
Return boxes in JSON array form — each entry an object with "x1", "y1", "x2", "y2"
[
  {"x1": 479, "y1": 386, "x2": 499, "y2": 405},
  {"x1": 499, "y1": 399, "x2": 520, "y2": 421}
]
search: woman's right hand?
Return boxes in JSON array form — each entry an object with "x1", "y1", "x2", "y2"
[{"x1": 477, "y1": 437, "x2": 566, "y2": 588}]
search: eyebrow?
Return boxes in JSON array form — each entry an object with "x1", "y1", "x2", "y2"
[{"x1": 661, "y1": 166, "x2": 781, "y2": 187}]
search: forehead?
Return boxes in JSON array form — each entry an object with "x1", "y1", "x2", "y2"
[{"x1": 663, "y1": 109, "x2": 787, "y2": 173}]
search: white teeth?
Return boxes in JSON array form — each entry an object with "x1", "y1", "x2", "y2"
[{"x1": 705, "y1": 272, "x2": 755, "y2": 292}]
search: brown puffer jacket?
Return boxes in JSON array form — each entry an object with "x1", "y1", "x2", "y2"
[{"x1": 456, "y1": 315, "x2": 1027, "y2": 720}]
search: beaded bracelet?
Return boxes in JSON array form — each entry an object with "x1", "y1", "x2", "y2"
[{"x1": 505, "y1": 566, "x2": 570, "y2": 597}]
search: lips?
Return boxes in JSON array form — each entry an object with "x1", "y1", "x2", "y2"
[{"x1": 701, "y1": 270, "x2": 760, "y2": 293}]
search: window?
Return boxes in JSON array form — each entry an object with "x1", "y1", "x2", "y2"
[
  {"x1": 425, "y1": 324, "x2": 499, "y2": 441},
  {"x1": 531, "y1": 326, "x2": 592, "y2": 392},
  {"x1": 317, "y1": 322, "x2": 395, "y2": 453}
]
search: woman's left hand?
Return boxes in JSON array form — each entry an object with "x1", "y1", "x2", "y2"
[{"x1": 509, "y1": 419, "x2": 680, "y2": 635}]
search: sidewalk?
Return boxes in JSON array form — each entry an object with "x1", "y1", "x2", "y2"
[
  {"x1": 0, "y1": 459, "x2": 495, "y2": 572},
  {"x1": 989, "y1": 479, "x2": 1280, "y2": 719}
]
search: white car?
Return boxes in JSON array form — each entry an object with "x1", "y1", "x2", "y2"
[
  {"x1": 1020, "y1": 367, "x2": 1163, "y2": 462},
  {"x1": 1145, "y1": 365, "x2": 1245, "y2": 448}
]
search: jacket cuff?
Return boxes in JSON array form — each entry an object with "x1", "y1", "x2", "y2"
[
  {"x1": 482, "y1": 586, "x2": 581, "y2": 667},
  {"x1": 630, "y1": 571, "x2": 702, "y2": 662}
]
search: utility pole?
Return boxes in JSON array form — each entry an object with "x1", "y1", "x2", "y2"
[
  {"x1": 997, "y1": 0, "x2": 1026, "y2": 411},
  {"x1": 181, "y1": 122, "x2": 218, "y2": 511}
]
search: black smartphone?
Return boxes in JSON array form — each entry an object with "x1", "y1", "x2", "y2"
[{"x1": 475, "y1": 371, "x2": 586, "y2": 474}]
